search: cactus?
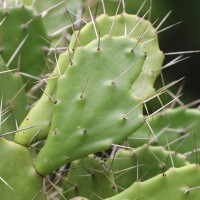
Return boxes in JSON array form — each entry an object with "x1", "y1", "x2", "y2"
[
  {"x1": 0, "y1": 0, "x2": 199, "y2": 199},
  {"x1": 0, "y1": 5, "x2": 50, "y2": 86},
  {"x1": 0, "y1": 137, "x2": 44, "y2": 199},
  {"x1": 105, "y1": 164, "x2": 200, "y2": 200},
  {"x1": 35, "y1": 34, "x2": 145, "y2": 175},
  {"x1": 14, "y1": 9, "x2": 164, "y2": 147},
  {"x1": 14, "y1": 51, "x2": 73, "y2": 145},
  {"x1": 0, "y1": 57, "x2": 28, "y2": 139},
  {"x1": 62, "y1": 155, "x2": 117, "y2": 199},
  {"x1": 70, "y1": 13, "x2": 164, "y2": 99},
  {"x1": 128, "y1": 107, "x2": 200, "y2": 163},
  {"x1": 108, "y1": 144, "x2": 190, "y2": 192}
]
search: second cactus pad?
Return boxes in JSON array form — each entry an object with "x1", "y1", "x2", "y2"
[
  {"x1": 0, "y1": 6, "x2": 50, "y2": 80},
  {"x1": 62, "y1": 155, "x2": 117, "y2": 199},
  {"x1": 35, "y1": 35, "x2": 146, "y2": 175},
  {"x1": 106, "y1": 164, "x2": 200, "y2": 200}
]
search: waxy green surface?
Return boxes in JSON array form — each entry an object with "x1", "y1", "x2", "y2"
[
  {"x1": 128, "y1": 107, "x2": 200, "y2": 163},
  {"x1": 106, "y1": 164, "x2": 200, "y2": 200},
  {"x1": 35, "y1": 35, "x2": 145, "y2": 175},
  {"x1": 0, "y1": 6, "x2": 50, "y2": 82},
  {"x1": 0, "y1": 138, "x2": 45, "y2": 199},
  {"x1": 63, "y1": 155, "x2": 117, "y2": 199},
  {"x1": 0, "y1": 58, "x2": 27, "y2": 139},
  {"x1": 14, "y1": 51, "x2": 73, "y2": 145},
  {"x1": 70, "y1": 13, "x2": 164, "y2": 100},
  {"x1": 109, "y1": 145, "x2": 189, "y2": 192}
]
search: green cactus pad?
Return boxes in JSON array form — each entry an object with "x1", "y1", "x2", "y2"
[
  {"x1": 14, "y1": 11, "x2": 164, "y2": 145},
  {"x1": 70, "y1": 13, "x2": 164, "y2": 99},
  {"x1": 106, "y1": 164, "x2": 200, "y2": 200},
  {"x1": 62, "y1": 155, "x2": 117, "y2": 199},
  {"x1": 35, "y1": 35, "x2": 145, "y2": 175},
  {"x1": 128, "y1": 107, "x2": 200, "y2": 163},
  {"x1": 109, "y1": 144, "x2": 189, "y2": 192},
  {"x1": 0, "y1": 58, "x2": 27, "y2": 139},
  {"x1": 0, "y1": 137, "x2": 45, "y2": 199},
  {"x1": 14, "y1": 51, "x2": 73, "y2": 145},
  {"x1": 0, "y1": 6, "x2": 50, "y2": 83}
]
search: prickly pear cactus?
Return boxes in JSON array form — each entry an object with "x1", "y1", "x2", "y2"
[
  {"x1": 62, "y1": 155, "x2": 117, "y2": 199},
  {"x1": 108, "y1": 144, "x2": 189, "y2": 192},
  {"x1": 0, "y1": 5, "x2": 50, "y2": 84},
  {"x1": 35, "y1": 34, "x2": 145, "y2": 175},
  {"x1": 128, "y1": 107, "x2": 200, "y2": 163},
  {"x1": 14, "y1": 51, "x2": 73, "y2": 145},
  {"x1": 70, "y1": 13, "x2": 164, "y2": 100},
  {"x1": 0, "y1": 138, "x2": 45, "y2": 199},
  {"x1": 106, "y1": 164, "x2": 200, "y2": 200},
  {"x1": 14, "y1": 10, "x2": 164, "y2": 147},
  {"x1": 0, "y1": 57, "x2": 27, "y2": 139}
]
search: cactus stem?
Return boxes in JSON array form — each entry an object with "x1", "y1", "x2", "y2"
[
  {"x1": 39, "y1": 87, "x2": 57, "y2": 104},
  {"x1": 80, "y1": 78, "x2": 89, "y2": 99},
  {"x1": 6, "y1": 34, "x2": 29, "y2": 67},
  {"x1": 111, "y1": 64, "x2": 135, "y2": 85},
  {"x1": 109, "y1": 0, "x2": 122, "y2": 36}
]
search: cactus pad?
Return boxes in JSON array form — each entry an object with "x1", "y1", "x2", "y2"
[
  {"x1": 0, "y1": 137, "x2": 45, "y2": 199},
  {"x1": 63, "y1": 155, "x2": 117, "y2": 199},
  {"x1": 35, "y1": 35, "x2": 145, "y2": 175}
]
